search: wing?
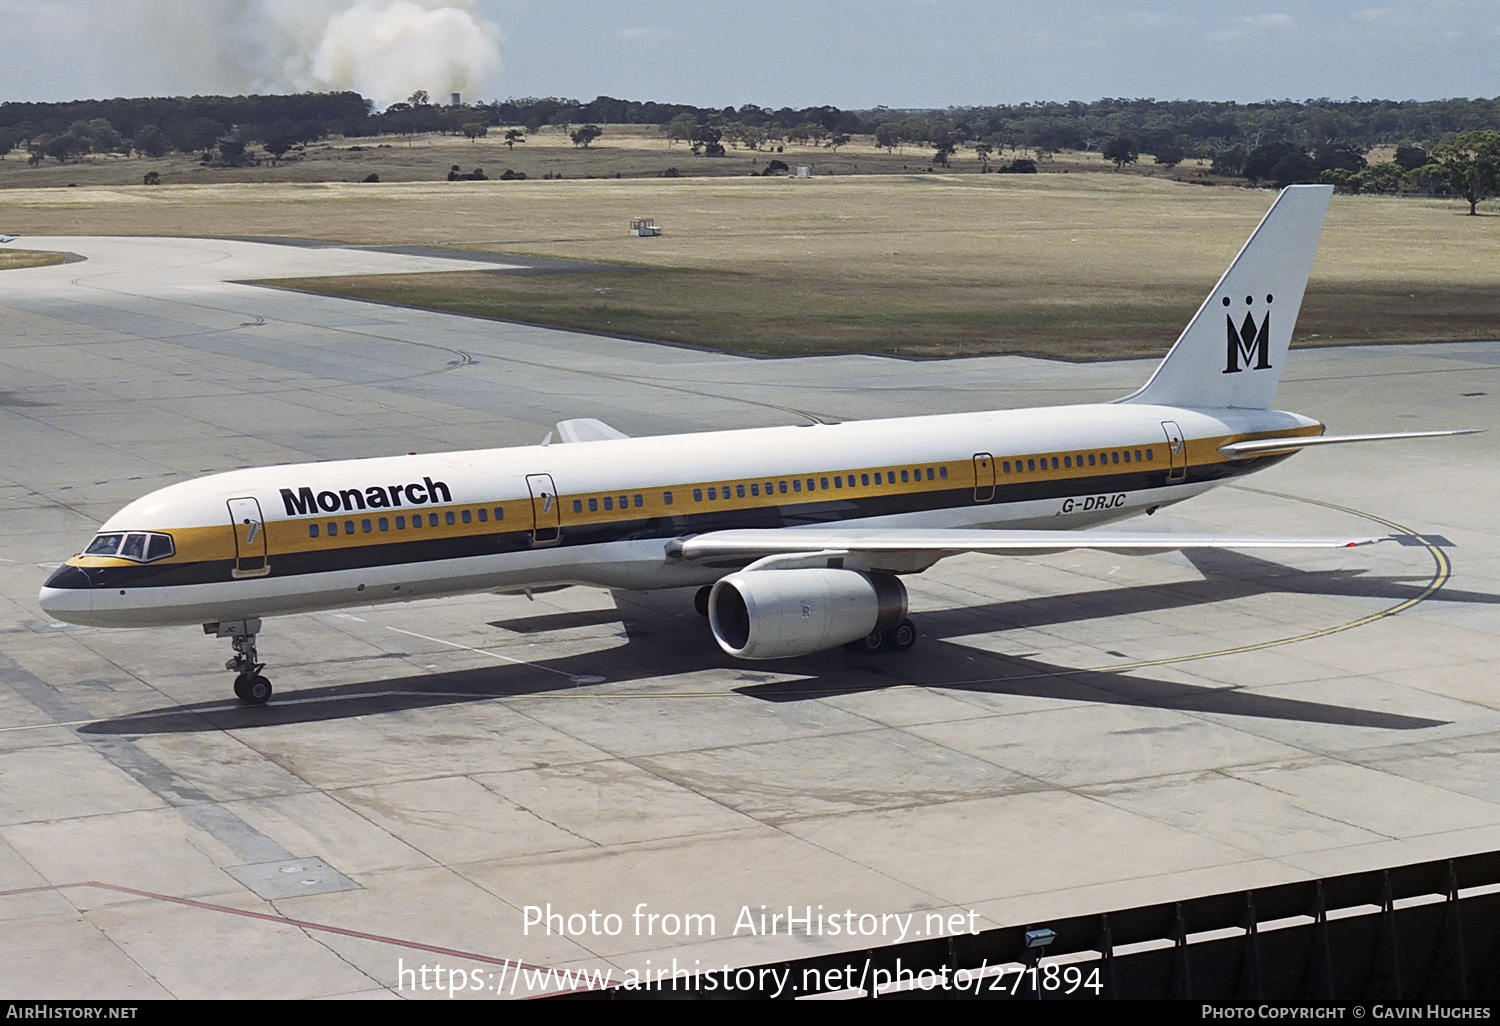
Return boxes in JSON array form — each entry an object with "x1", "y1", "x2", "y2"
[
  {"x1": 669, "y1": 528, "x2": 1386, "y2": 570},
  {"x1": 1219, "y1": 429, "x2": 1478, "y2": 458},
  {"x1": 555, "y1": 418, "x2": 630, "y2": 443}
]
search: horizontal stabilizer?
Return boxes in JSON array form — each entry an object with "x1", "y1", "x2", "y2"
[
  {"x1": 1219, "y1": 429, "x2": 1480, "y2": 458},
  {"x1": 555, "y1": 418, "x2": 630, "y2": 443},
  {"x1": 669, "y1": 528, "x2": 1386, "y2": 563}
]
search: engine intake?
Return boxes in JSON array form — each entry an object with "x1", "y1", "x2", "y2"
[{"x1": 708, "y1": 569, "x2": 908, "y2": 660}]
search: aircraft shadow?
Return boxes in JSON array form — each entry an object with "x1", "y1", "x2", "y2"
[{"x1": 80, "y1": 609, "x2": 1445, "y2": 738}]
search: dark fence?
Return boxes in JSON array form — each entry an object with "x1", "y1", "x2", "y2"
[{"x1": 557, "y1": 849, "x2": 1500, "y2": 1000}]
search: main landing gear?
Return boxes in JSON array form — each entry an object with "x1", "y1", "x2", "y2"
[
  {"x1": 205, "y1": 618, "x2": 273, "y2": 705},
  {"x1": 845, "y1": 618, "x2": 919, "y2": 656}
]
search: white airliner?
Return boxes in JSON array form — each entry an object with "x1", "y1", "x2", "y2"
[{"x1": 39, "y1": 185, "x2": 1469, "y2": 704}]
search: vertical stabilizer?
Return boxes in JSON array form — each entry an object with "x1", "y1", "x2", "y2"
[{"x1": 1121, "y1": 184, "x2": 1332, "y2": 410}]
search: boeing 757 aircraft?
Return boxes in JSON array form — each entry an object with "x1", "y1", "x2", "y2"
[{"x1": 39, "y1": 185, "x2": 1468, "y2": 704}]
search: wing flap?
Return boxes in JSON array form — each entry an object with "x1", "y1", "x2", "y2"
[{"x1": 555, "y1": 418, "x2": 630, "y2": 443}]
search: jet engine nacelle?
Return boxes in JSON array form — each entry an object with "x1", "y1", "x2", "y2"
[{"x1": 708, "y1": 568, "x2": 908, "y2": 660}]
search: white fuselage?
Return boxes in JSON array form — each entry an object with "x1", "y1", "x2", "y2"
[{"x1": 39, "y1": 401, "x2": 1318, "y2": 629}]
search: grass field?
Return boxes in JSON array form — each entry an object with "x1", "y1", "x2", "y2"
[
  {"x1": 0, "y1": 248, "x2": 66, "y2": 271},
  {"x1": 1, "y1": 171, "x2": 1495, "y2": 359}
]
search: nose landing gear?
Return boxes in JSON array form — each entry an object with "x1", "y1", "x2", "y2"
[{"x1": 205, "y1": 618, "x2": 273, "y2": 705}]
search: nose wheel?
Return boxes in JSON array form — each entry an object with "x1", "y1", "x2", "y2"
[{"x1": 207, "y1": 619, "x2": 273, "y2": 704}]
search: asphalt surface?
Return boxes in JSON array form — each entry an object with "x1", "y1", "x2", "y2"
[{"x1": 1, "y1": 236, "x2": 1496, "y2": 998}]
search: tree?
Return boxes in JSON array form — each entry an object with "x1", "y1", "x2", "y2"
[
  {"x1": 874, "y1": 123, "x2": 899, "y2": 153},
  {"x1": 828, "y1": 133, "x2": 849, "y2": 152},
  {"x1": 0, "y1": 128, "x2": 15, "y2": 161},
  {"x1": 1102, "y1": 136, "x2": 1138, "y2": 169},
  {"x1": 133, "y1": 125, "x2": 169, "y2": 159},
  {"x1": 142, "y1": 171, "x2": 160, "y2": 185},
  {"x1": 1393, "y1": 144, "x2": 1428, "y2": 173},
  {"x1": 666, "y1": 114, "x2": 696, "y2": 149},
  {"x1": 1415, "y1": 131, "x2": 1500, "y2": 215},
  {"x1": 462, "y1": 122, "x2": 488, "y2": 143},
  {"x1": 570, "y1": 124, "x2": 602, "y2": 148},
  {"x1": 1153, "y1": 145, "x2": 1185, "y2": 169},
  {"x1": 973, "y1": 142, "x2": 993, "y2": 170},
  {"x1": 408, "y1": 90, "x2": 430, "y2": 107},
  {"x1": 504, "y1": 129, "x2": 525, "y2": 151},
  {"x1": 263, "y1": 136, "x2": 294, "y2": 164}
]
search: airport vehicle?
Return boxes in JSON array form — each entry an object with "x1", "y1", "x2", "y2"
[
  {"x1": 39, "y1": 186, "x2": 1468, "y2": 704},
  {"x1": 629, "y1": 217, "x2": 662, "y2": 237},
  {"x1": 0, "y1": 234, "x2": 18, "y2": 244}
]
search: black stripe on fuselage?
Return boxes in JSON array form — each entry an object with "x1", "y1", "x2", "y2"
[{"x1": 57, "y1": 457, "x2": 1285, "y2": 590}]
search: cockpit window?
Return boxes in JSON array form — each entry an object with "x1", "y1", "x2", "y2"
[{"x1": 84, "y1": 532, "x2": 174, "y2": 562}]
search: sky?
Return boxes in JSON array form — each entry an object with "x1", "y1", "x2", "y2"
[{"x1": 1, "y1": 0, "x2": 1497, "y2": 109}]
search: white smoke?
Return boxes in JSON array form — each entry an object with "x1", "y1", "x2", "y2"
[{"x1": 24, "y1": 1, "x2": 503, "y2": 110}]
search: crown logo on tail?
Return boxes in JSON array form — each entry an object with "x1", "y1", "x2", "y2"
[{"x1": 1224, "y1": 305, "x2": 1272, "y2": 374}]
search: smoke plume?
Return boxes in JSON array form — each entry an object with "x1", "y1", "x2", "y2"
[{"x1": 38, "y1": 1, "x2": 503, "y2": 110}]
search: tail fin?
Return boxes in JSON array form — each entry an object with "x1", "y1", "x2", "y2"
[{"x1": 1121, "y1": 184, "x2": 1332, "y2": 410}]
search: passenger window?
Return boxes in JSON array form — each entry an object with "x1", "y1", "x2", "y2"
[
  {"x1": 820, "y1": 477, "x2": 828, "y2": 490},
  {"x1": 620, "y1": 495, "x2": 629, "y2": 509},
  {"x1": 873, "y1": 472, "x2": 882, "y2": 484},
  {"x1": 1027, "y1": 459, "x2": 1035, "y2": 472},
  {"x1": 861, "y1": 473, "x2": 869, "y2": 486},
  {"x1": 1050, "y1": 457, "x2": 1057, "y2": 469},
  {"x1": 495, "y1": 507, "x2": 504, "y2": 520},
  {"x1": 1135, "y1": 449, "x2": 1143, "y2": 461},
  {"x1": 379, "y1": 518, "x2": 389, "y2": 531},
  {"x1": 833, "y1": 476, "x2": 842, "y2": 488},
  {"x1": 85, "y1": 534, "x2": 124, "y2": 556},
  {"x1": 926, "y1": 468, "x2": 934, "y2": 480},
  {"x1": 408, "y1": 517, "x2": 418, "y2": 530},
  {"x1": 664, "y1": 491, "x2": 674, "y2": 505},
  {"x1": 345, "y1": 520, "x2": 356, "y2": 535},
  {"x1": 478, "y1": 508, "x2": 488, "y2": 522},
  {"x1": 329, "y1": 522, "x2": 338, "y2": 536},
  {"x1": 939, "y1": 466, "x2": 948, "y2": 479},
  {"x1": 396, "y1": 516, "x2": 406, "y2": 529},
  {"x1": 589, "y1": 498, "x2": 599, "y2": 512},
  {"x1": 462, "y1": 510, "x2": 471, "y2": 524},
  {"x1": 603, "y1": 497, "x2": 613, "y2": 511},
  {"x1": 779, "y1": 481, "x2": 788, "y2": 494},
  {"x1": 309, "y1": 524, "x2": 319, "y2": 539},
  {"x1": 806, "y1": 479, "x2": 815, "y2": 491},
  {"x1": 428, "y1": 513, "x2": 439, "y2": 527},
  {"x1": 1146, "y1": 449, "x2": 1154, "y2": 461},
  {"x1": 362, "y1": 519, "x2": 372, "y2": 533},
  {"x1": 693, "y1": 489, "x2": 703, "y2": 502},
  {"x1": 1003, "y1": 461, "x2": 1011, "y2": 473},
  {"x1": 1111, "y1": 452, "x2": 1120, "y2": 464},
  {"x1": 751, "y1": 483, "x2": 760, "y2": 496},
  {"x1": 1089, "y1": 454, "x2": 1097, "y2": 466},
  {"x1": 736, "y1": 484, "x2": 746, "y2": 498},
  {"x1": 634, "y1": 494, "x2": 643, "y2": 507},
  {"x1": 707, "y1": 487, "x2": 717, "y2": 501},
  {"x1": 1064, "y1": 456, "x2": 1072, "y2": 468},
  {"x1": 792, "y1": 480, "x2": 802, "y2": 492},
  {"x1": 765, "y1": 482, "x2": 774, "y2": 495}
]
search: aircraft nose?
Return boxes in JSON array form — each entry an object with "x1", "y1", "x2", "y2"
[{"x1": 39, "y1": 565, "x2": 93, "y2": 622}]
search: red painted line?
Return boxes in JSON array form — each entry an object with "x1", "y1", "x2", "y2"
[{"x1": 1, "y1": 880, "x2": 555, "y2": 973}]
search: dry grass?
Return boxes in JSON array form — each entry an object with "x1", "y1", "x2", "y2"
[
  {"x1": 0, "y1": 125, "x2": 1182, "y2": 190},
  {"x1": 0, "y1": 248, "x2": 66, "y2": 270},
  {"x1": 1, "y1": 171, "x2": 1495, "y2": 358}
]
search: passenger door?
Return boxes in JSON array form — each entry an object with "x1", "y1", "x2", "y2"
[
  {"x1": 1161, "y1": 421, "x2": 1187, "y2": 482},
  {"x1": 526, "y1": 474, "x2": 561, "y2": 545},
  {"x1": 227, "y1": 497, "x2": 270, "y2": 578},
  {"x1": 972, "y1": 453, "x2": 995, "y2": 502}
]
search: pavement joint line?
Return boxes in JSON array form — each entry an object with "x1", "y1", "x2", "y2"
[
  {"x1": 0, "y1": 880, "x2": 558, "y2": 976},
  {"x1": 0, "y1": 651, "x2": 294, "y2": 863},
  {"x1": 385, "y1": 625, "x2": 606, "y2": 684}
]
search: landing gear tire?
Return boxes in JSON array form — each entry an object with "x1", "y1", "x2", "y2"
[
  {"x1": 886, "y1": 618, "x2": 918, "y2": 652},
  {"x1": 694, "y1": 586, "x2": 712, "y2": 618},
  {"x1": 232, "y1": 672, "x2": 273, "y2": 704},
  {"x1": 845, "y1": 629, "x2": 886, "y2": 654}
]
